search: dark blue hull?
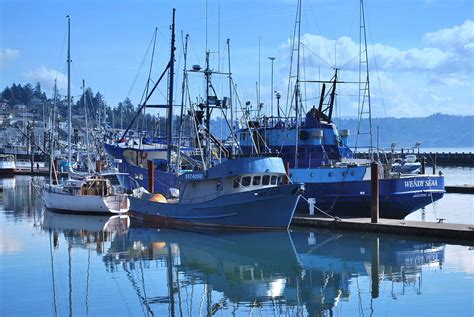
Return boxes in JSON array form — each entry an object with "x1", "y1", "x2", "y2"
[
  {"x1": 129, "y1": 184, "x2": 303, "y2": 230},
  {"x1": 298, "y1": 175, "x2": 445, "y2": 219},
  {"x1": 103, "y1": 143, "x2": 177, "y2": 194}
]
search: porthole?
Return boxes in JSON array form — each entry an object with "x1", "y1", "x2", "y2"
[
  {"x1": 342, "y1": 172, "x2": 347, "y2": 176},
  {"x1": 328, "y1": 172, "x2": 333, "y2": 177},
  {"x1": 310, "y1": 172, "x2": 314, "y2": 177}
]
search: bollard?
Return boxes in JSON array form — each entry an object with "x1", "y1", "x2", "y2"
[
  {"x1": 308, "y1": 198, "x2": 316, "y2": 215},
  {"x1": 147, "y1": 159, "x2": 155, "y2": 193},
  {"x1": 371, "y1": 162, "x2": 379, "y2": 223}
]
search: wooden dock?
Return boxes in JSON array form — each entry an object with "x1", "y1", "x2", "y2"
[
  {"x1": 445, "y1": 185, "x2": 474, "y2": 194},
  {"x1": 354, "y1": 151, "x2": 473, "y2": 166},
  {"x1": 291, "y1": 216, "x2": 474, "y2": 244}
]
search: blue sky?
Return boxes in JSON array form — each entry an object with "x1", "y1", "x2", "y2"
[{"x1": 1, "y1": 0, "x2": 473, "y2": 118}]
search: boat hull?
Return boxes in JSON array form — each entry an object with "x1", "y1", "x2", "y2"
[
  {"x1": 43, "y1": 189, "x2": 129, "y2": 215},
  {"x1": 103, "y1": 143, "x2": 177, "y2": 194},
  {"x1": 129, "y1": 184, "x2": 303, "y2": 230},
  {"x1": 297, "y1": 175, "x2": 445, "y2": 219}
]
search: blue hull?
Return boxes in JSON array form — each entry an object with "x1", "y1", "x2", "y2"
[
  {"x1": 103, "y1": 143, "x2": 177, "y2": 194},
  {"x1": 298, "y1": 175, "x2": 445, "y2": 219},
  {"x1": 129, "y1": 184, "x2": 303, "y2": 229}
]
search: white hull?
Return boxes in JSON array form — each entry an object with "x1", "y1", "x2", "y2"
[{"x1": 43, "y1": 187, "x2": 129, "y2": 214}]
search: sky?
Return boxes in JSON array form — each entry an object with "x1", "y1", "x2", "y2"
[{"x1": 1, "y1": 0, "x2": 473, "y2": 119}]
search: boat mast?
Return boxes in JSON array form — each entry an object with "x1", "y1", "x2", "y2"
[
  {"x1": 67, "y1": 15, "x2": 72, "y2": 166},
  {"x1": 205, "y1": 51, "x2": 211, "y2": 166},
  {"x1": 167, "y1": 8, "x2": 176, "y2": 172},
  {"x1": 294, "y1": 0, "x2": 302, "y2": 168},
  {"x1": 176, "y1": 33, "x2": 189, "y2": 171},
  {"x1": 227, "y1": 38, "x2": 234, "y2": 156},
  {"x1": 82, "y1": 79, "x2": 92, "y2": 173},
  {"x1": 354, "y1": 0, "x2": 373, "y2": 159}
]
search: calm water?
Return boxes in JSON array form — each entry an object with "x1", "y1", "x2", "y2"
[{"x1": 1, "y1": 176, "x2": 473, "y2": 316}]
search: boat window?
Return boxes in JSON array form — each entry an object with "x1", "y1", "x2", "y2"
[
  {"x1": 253, "y1": 175, "x2": 261, "y2": 186},
  {"x1": 262, "y1": 175, "x2": 270, "y2": 185},
  {"x1": 241, "y1": 176, "x2": 251, "y2": 186},
  {"x1": 233, "y1": 178, "x2": 240, "y2": 188},
  {"x1": 270, "y1": 175, "x2": 277, "y2": 185}
]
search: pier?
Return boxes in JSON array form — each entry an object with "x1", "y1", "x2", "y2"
[
  {"x1": 354, "y1": 151, "x2": 474, "y2": 166},
  {"x1": 445, "y1": 185, "x2": 474, "y2": 194},
  {"x1": 291, "y1": 216, "x2": 474, "y2": 243}
]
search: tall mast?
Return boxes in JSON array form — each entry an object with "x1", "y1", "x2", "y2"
[
  {"x1": 67, "y1": 15, "x2": 72, "y2": 165},
  {"x1": 205, "y1": 51, "x2": 211, "y2": 166},
  {"x1": 176, "y1": 33, "x2": 189, "y2": 171},
  {"x1": 227, "y1": 38, "x2": 234, "y2": 156},
  {"x1": 166, "y1": 8, "x2": 176, "y2": 171},
  {"x1": 294, "y1": 0, "x2": 302, "y2": 168},
  {"x1": 355, "y1": 0, "x2": 373, "y2": 159},
  {"x1": 82, "y1": 79, "x2": 92, "y2": 173}
]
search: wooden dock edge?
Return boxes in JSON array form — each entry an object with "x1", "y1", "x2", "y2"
[
  {"x1": 291, "y1": 216, "x2": 474, "y2": 244},
  {"x1": 445, "y1": 186, "x2": 474, "y2": 194}
]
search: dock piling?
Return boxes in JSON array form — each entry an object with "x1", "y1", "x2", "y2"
[
  {"x1": 147, "y1": 160, "x2": 155, "y2": 193},
  {"x1": 371, "y1": 162, "x2": 379, "y2": 224}
]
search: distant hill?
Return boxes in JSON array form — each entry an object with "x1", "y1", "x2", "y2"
[
  {"x1": 211, "y1": 114, "x2": 474, "y2": 149},
  {"x1": 336, "y1": 114, "x2": 474, "y2": 149}
]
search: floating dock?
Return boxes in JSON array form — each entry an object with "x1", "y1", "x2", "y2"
[
  {"x1": 445, "y1": 185, "x2": 474, "y2": 194},
  {"x1": 292, "y1": 216, "x2": 474, "y2": 243},
  {"x1": 355, "y1": 151, "x2": 474, "y2": 166}
]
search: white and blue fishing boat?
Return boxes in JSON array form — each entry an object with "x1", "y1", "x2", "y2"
[
  {"x1": 130, "y1": 156, "x2": 304, "y2": 229},
  {"x1": 126, "y1": 10, "x2": 304, "y2": 229},
  {"x1": 236, "y1": 0, "x2": 444, "y2": 219}
]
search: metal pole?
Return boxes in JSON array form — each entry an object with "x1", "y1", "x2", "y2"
[
  {"x1": 67, "y1": 15, "x2": 72, "y2": 165},
  {"x1": 227, "y1": 39, "x2": 234, "y2": 156},
  {"x1": 371, "y1": 162, "x2": 379, "y2": 223},
  {"x1": 268, "y1": 57, "x2": 275, "y2": 121},
  {"x1": 166, "y1": 8, "x2": 176, "y2": 172}
]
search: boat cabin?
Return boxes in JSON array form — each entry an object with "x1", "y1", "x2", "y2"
[{"x1": 177, "y1": 157, "x2": 287, "y2": 204}]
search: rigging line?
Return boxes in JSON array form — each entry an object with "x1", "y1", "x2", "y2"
[
  {"x1": 52, "y1": 27, "x2": 68, "y2": 97},
  {"x1": 337, "y1": 1, "x2": 359, "y2": 69},
  {"x1": 306, "y1": 0, "x2": 334, "y2": 69},
  {"x1": 366, "y1": 11, "x2": 388, "y2": 120},
  {"x1": 299, "y1": 42, "x2": 333, "y2": 69},
  {"x1": 127, "y1": 28, "x2": 158, "y2": 99}
]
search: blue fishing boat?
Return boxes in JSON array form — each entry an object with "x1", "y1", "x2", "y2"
[
  {"x1": 236, "y1": 0, "x2": 444, "y2": 219},
  {"x1": 130, "y1": 156, "x2": 304, "y2": 229}
]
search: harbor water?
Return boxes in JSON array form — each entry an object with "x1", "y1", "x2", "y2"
[{"x1": 1, "y1": 173, "x2": 473, "y2": 316}]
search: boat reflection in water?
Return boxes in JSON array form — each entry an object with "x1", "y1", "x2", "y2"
[
  {"x1": 39, "y1": 210, "x2": 445, "y2": 316},
  {"x1": 290, "y1": 231, "x2": 445, "y2": 315},
  {"x1": 101, "y1": 227, "x2": 444, "y2": 316}
]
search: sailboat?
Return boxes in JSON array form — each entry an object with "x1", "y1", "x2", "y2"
[
  {"x1": 236, "y1": 0, "x2": 444, "y2": 219},
  {"x1": 42, "y1": 16, "x2": 129, "y2": 214}
]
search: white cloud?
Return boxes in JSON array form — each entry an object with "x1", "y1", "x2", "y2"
[
  {"x1": 0, "y1": 48, "x2": 20, "y2": 69},
  {"x1": 276, "y1": 20, "x2": 474, "y2": 117},
  {"x1": 423, "y1": 20, "x2": 474, "y2": 51},
  {"x1": 23, "y1": 66, "x2": 67, "y2": 91}
]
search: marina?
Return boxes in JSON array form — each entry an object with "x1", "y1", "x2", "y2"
[
  {"x1": 1, "y1": 176, "x2": 473, "y2": 316},
  {"x1": 1, "y1": 0, "x2": 473, "y2": 315}
]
